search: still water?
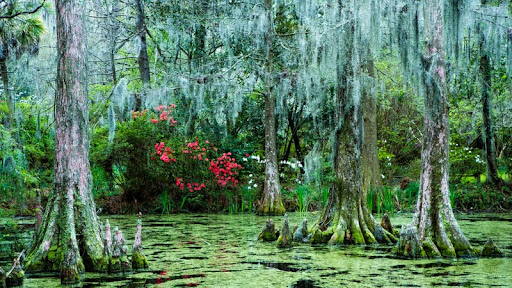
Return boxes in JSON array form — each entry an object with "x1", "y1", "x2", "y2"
[{"x1": 18, "y1": 212, "x2": 512, "y2": 287}]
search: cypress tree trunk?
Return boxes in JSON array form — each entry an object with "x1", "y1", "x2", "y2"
[
  {"x1": 362, "y1": 57, "x2": 381, "y2": 217},
  {"x1": 398, "y1": 1, "x2": 475, "y2": 258},
  {"x1": 24, "y1": 0, "x2": 107, "y2": 283},
  {"x1": 135, "y1": 0, "x2": 150, "y2": 111},
  {"x1": 257, "y1": 0, "x2": 285, "y2": 216},
  {"x1": 479, "y1": 28, "x2": 501, "y2": 186},
  {"x1": 309, "y1": 2, "x2": 393, "y2": 245}
]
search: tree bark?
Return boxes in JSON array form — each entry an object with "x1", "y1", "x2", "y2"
[
  {"x1": 0, "y1": 45, "x2": 12, "y2": 127},
  {"x1": 24, "y1": 0, "x2": 107, "y2": 283},
  {"x1": 135, "y1": 0, "x2": 150, "y2": 111},
  {"x1": 479, "y1": 27, "x2": 501, "y2": 186},
  {"x1": 398, "y1": 1, "x2": 475, "y2": 258},
  {"x1": 257, "y1": 0, "x2": 285, "y2": 216},
  {"x1": 309, "y1": 3, "x2": 393, "y2": 245},
  {"x1": 362, "y1": 57, "x2": 381, "y2": 215}
]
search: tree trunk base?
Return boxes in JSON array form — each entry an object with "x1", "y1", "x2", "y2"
[
  {"x1": 109, "y1": 256, "x2": 132, "y2": 274},
  {"x1": 395, "y1": 224, "x2": 479, "y2": 259},
  {"x1": 256, "y1": 201, "x2": 286, "y2": 216},
  {"x1": 395, "y1": 225, "x2": 427, "y2": 258}
]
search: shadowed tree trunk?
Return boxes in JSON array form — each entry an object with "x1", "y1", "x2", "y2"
[
  {"x1": 0, "y1": 44, "x2": 21, "y2": 145},
  {"x1": 257, "y1": 0, "x2": 285, "y2": 216},
  {"x1": 309, "y1": 2, "x2": 394, "y2": 245},
  {"x1": 362, "y1": 57, "x2": 381, "y2": 214},
  {"x1": 479, "y1": 24, "x2": 502, "y2": 187},
  {"x1": 135, "y1": 0, "x2": 150, "y2": 111},
  {"x1": 397, "y1": 1, "x2": 475, "y2": 258},
  {"x1": 24, "y1": 0, "x2": 107, "y2": 283},
  {"x1": 0, "y1": 44, "x2": 14, "y2": 128}
]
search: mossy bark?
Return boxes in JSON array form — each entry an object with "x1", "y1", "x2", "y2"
[
  {"x1": 276, "y1": 216, "x2": 292, "y2": 248},
  {"x1": 132, "y1": 216, "x2": 148, "y2": 271},
  {"x1": 23, "y1": 0, "x2": 107, "y2": 283},
  {"x1": 110, "y1": 228, "x2": 131, "y2": 274},
  {"x1": 258, "y1": 219, "x2": 279, "y2": 241},
  {"x1": 397, "y1": 2, "x2": 475, "y2": 259},
  {"x1": 293, "y1": 219, "x2": 310, "y2": 243},
  {"x1": 481, "y1": 238, "x2": 503, "y2": 257},
  {"x1": 257, "y1": 0, "x2": 285, "y2": 216},
  {"x1": 361, "y1": 56, "x2": 381, "y2": 214},
  {"x1": 132, "y1": 250, "x2": 149, "y2": 271},
  {"x1": 309, "y1": 3, "x2": 387, "y2": 246}
]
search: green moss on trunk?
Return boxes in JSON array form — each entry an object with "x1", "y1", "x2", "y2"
[
  {"x1": 132, "y1": 250, "x2": 149, "y2": 270},
  {"x1": 422, "y1": 237, "x2": 441, "y2": 258},
  {"x1": 481, "y1": 237, "x2": 503, "y2": 257}
]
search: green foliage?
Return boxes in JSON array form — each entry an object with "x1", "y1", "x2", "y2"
[
  {"x1": 91, "y1": 108, "x2": 176, "y2": 203},
  {"x1": 295, "y1": 184, "x2": 309, "y2": 217},
  {"x1": 0, "y1": 100, "x2": 53, "y2": 213}
]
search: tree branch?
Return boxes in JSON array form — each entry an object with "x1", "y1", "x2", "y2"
[{"x1": 0, "y1": 0, "x2": 46, "y2": 19}]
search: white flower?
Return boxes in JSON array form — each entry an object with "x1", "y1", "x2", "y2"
[
  {"x1": 249, "y1": 179, "x2": 253, "y2": 184},
  {"x1": 381, "y1": 174, "x2": 385, "y2": 179},
  {"x1": 254, "y1": 184, "x2": 258, "y2": 188},
  {"x1": 249, "y1": 174, "x2": 253, "y2": 177},
  {"x1": 243, "y1": 157, "x2": 248, "y2": 161},
  {"x1": 248, "y1": 186, "x2": 252, "y2": 190}
]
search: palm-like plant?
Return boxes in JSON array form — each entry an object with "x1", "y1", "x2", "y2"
[{"x1": 0, "y1": 13, "x2": 45, "y2": 131}]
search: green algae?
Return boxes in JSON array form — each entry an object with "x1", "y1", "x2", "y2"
[{"x1": 0, "y1": 212, "x2": 509, "y2": 288}]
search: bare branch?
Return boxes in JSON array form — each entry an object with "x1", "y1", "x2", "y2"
[{"x1": 0, "y1": 0, "x2": 46, "y2": 19}]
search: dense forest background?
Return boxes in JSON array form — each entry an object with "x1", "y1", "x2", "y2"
[{"x1": 1, "y1": 0, "x2": 511, "y2": 216}]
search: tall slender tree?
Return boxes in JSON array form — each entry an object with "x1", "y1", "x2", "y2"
[
  {"x1": 396, "y1": 0, "x2": 475, "y2": 258},
  {"x1": 257, "y1": 0, "x2": 285, "y2": 216},
  {"x1": 479, "y1": 23, "x2": 501, "y2": 186},
  {"x1": 24, "y1": 0, "x2": 107, "y2": 283},
  {"x1": 135, "y1": 0, "x2": 150, "y2": 111}
]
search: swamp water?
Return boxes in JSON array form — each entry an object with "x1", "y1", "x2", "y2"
[{"x1": 4, "y1": 213, "x2": 512, "y2": 287}]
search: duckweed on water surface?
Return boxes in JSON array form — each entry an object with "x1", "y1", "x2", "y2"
[{"x1": 8, "y1": 213, "x2": 512, "y2": 287}]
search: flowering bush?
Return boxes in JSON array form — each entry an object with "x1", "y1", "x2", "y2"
[
  {"x1": 151, "y1": 138, "x2": 242, "y2": 194},
  {"x1": 125, "y1": 104, "x2": 245, "y2": 211}
]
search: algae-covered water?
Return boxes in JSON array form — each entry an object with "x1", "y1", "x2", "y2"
[{"x1": 12, "y1": 213, "x2": 512, "y2": 287}]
